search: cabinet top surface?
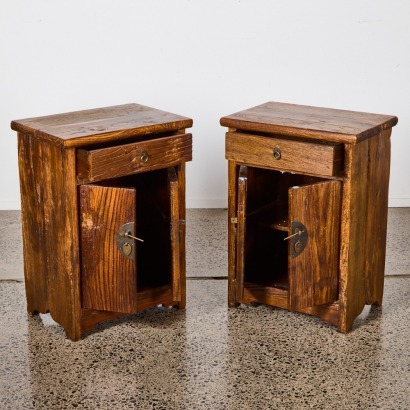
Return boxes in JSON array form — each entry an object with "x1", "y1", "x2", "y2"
[
  {"x1": 11, "y1": 103, "x2": 193, "y2": 148},
  {"x1": 220, "y1": 101, "x2": 398, "y2": 144}
]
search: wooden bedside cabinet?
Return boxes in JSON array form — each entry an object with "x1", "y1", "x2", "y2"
[
  {"x1": 221, "y1": 102, "x2": 398, "y2": 332},
  {"x1": 11, "y1": 104, "x2": 193, "y2": 340}
]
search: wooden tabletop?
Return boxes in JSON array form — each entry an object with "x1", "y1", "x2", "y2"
[
  {"x1": 220, "y1": 102, "x2": 398, "y2": 144},
  {"x1": 11, "y1": 104, "x2": 193, "y2": 148}
]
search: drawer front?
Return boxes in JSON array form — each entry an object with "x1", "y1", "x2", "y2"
[
  {"x1": 77, "y1": 133, "x2": 192, "y2": 183},
  {"x1": 226, "y1": 132, "x2": 343, "y2": 177}
]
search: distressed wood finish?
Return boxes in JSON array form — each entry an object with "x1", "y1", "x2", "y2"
[
  {"x1": 177, "y1": 162, "x2": 187, "y2": 309},
  {"x1": 48, "y1": 147, "x2": 82, "y2": 341},
  {"x1": 11, "y1": 104, "x2": 193, "y2": 148},
  {"x1": 80, "y1": 185, "x2": 137, "y2": 313},
  {"x1": 223, "y1": 102, "x2": 397, "y2": 332},
  {"x1": 297, "y1": 302, "x2": 340, "y2": 327},
  {"x1": 81, "y1": 285, "x2": 174, "y2": 334},
  {"x1": 77, "y1": 133, "x2": 192, "y2": 184},
  {"x1": 242, "y1": 284, "x2": 288, "y2": 310},
  {"x1": 227, "y1": 160, "x2": 238, "y2": 307},
  {"x1": 168, "y1": 167, "x2": 181, "y2": 303},
  {"x1": 221, "y1": 101, "x2": 397, "y2": 144},
  {"x1": 18, "y1": 134, "x2": 49, "y2": 315},
  {"x1": 235, "y1": 166, "x2": 247, "y2": 301},
  {"x1": 226, "y1": 132, "x2": 343, "y2": 177},
  {"x1": 364, "y1": 129, "x2": 392, "y2": 305},
  {"x1": 288, "y1": 181, "x2": 341, "y2": 311},
  {"x1": 17, "y1": 134, "x2": 82, "y2": 340},
  {"x1": 338, "y1": 141, "x2": 370, "y2": 332},
  {"x1": 13, "y1": 104, "x2": 192, "y2": 340}
]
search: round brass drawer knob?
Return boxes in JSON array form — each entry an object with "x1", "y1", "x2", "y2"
[
  {"x1": 273, "y1": 147, "x2": 281, "y2": 160},
  {"x1": 140, "y1": 150, "x2": 149, "y2": 163}
]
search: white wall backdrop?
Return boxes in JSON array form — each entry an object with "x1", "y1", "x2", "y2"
[{"x1": 1, "y1": 0, "x2": 409, "y2": 209}]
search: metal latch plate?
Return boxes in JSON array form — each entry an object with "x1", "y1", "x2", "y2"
[
  {"x1": 291, "y1": 221, "x2": 308, "y2": 258},
  {"x1": 116, "y1": 222, "x2": 136, "y2": 261}
]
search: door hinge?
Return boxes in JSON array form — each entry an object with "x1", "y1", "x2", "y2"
[
  {"x1": 179, "y1": 219, "x2": 186, "y2": 225},
  {"x1": 231, "y1": 217, "x2": 238, "y2": 224}
]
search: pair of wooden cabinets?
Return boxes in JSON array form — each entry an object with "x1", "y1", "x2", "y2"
[{"x1": 12, "y1": 102, "x2": 397, "y2": 340}]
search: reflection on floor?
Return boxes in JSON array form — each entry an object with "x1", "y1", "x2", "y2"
[{"x1": 0, "y1": 209, "x2": 409, "y2": 409}]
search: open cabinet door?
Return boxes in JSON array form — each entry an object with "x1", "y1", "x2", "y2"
[
  {"x1": 80, "y1": 185, "x2": 138, "y2": 313},
  {"x1": 288, "y1": 180, "x2": 342, "y2": 311},
  {"x1": 168, "y1": 167, "x2": 181, "y2": 302},
  {"x1": 235, "y1": 165, "x2": 248, "y2": 301}
]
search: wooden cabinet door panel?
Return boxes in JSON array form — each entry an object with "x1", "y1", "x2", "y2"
[
  {"x1": 80, "y1": 184, "x2": 138, "y2": 313},
  {"x1": 288, "y1": 180, "x2": 342, "y2": 311}
]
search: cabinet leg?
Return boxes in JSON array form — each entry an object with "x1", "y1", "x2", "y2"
[
  {"x1": 338, "y1": 301, "x2": 366, "y2": 333},
  {"x1": 228, "y1": 279, "x2": 239, "y2": 307},
  {"x1": 175, "y1": 297, "x2": 186, "y2": 310},
  {"x1": 338, "y1": 318, "x2": 354, "y2": 334},
  {"x1": 176, "y1": 270, "x2": 186, "y2": 309},
  {"x1": 25, "y1": 298, "x2": 48, "y2": 316},
  {"x1": 63, "y1": 321, "x2": 82, "y2": 342}
]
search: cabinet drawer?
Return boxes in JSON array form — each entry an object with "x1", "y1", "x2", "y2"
[
  {"x1": 226, "y1": 132, "x2": 343, "y2": 177},
  {"x1": 77, "y1": 133, "x2": 192, "y2": 183}
]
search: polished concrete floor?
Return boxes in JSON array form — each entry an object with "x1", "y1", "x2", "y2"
[{"x1": 0, "y1": 209, "x2": 409, "y2": 409}]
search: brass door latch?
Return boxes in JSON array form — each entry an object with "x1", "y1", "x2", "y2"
[
  {"x1": 115, "y1": 222, "x2": 144, "y2": 260},
  {"x1": 284, "y1": 221, "x2": 308, "y2": 257}
]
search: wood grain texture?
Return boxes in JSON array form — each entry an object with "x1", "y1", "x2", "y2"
[
  {"x1": 135, "y1": 285, "x2": 174, "y2": 311},
  {"x1": 227, "y1": 160, "x2": 238, "y2": 307},
  {"x1": 13, "y1": 105, "x2": 192, "y2": 340},
  {"x1": 226, "y1": 132, "x2": 343, "y2": 177},
  {"x1": 242, "y1": 283, "x2": 288, "y2": 310},
  {"x1": 11, "y1": 104, "x2": 193, "y2": 148},
  {"x1": 77, "y1": 133, "x2": 192, "y2": 184},
  {"x1": 288, "y1": 180, "x2": 341, "y2": 311},
  {"x1": 80, "y1": 285, "x2": 173, "y2": 334},
  {"x1": 235, "y1": 166, "x2": 247, "y2": 301},
  {"x1": 168, "y1": 167, "x2": 181, "y2": 303},
  {"x1": 223, "y1": 102, "x2": 397, "y2": 332},
  {"x1": 338, "y1": 141, "x2": 369, "y2": 333},
  {"x1": 56, "y1": 147, "x2": 82, "y2": 341},
  {"x1": 177, "y1": 162, "x2": 187, "y2": 309},
  {"x1": 80, "y1": 185, "x2": 138, "y2": 313},
  {"x1": 297, "y1": 301, "x2": 340, "y2": 327},
  {"x1": 18, "y1": 137, "x2": 82, "y2": 340},
  {"x1": 221, "y1": 101, "x2": 397, "y2": 144},
  {"x1": 17, "y1": 134, "x2": 49, "y2": 315},
  {"x1": 81, "y1": 310, "x2": 124, "y2": 334},
  {"x1": 364, "y1": 129, "x2": 391, "y2": 305}
]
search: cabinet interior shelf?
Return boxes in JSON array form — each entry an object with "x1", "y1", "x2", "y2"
[
  {"x1": 245, "y1": 276, "x2": 288, "y2": 291},
  {"x1": 247, "y1": 200, "x2": 289, "y2": 232}
]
